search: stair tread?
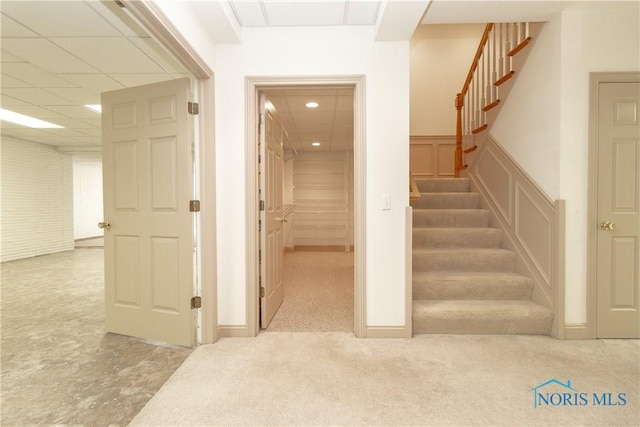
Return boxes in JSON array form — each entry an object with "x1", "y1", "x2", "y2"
[{"x1": 413, "y1": 248, "x2": 514, "y2": 254}]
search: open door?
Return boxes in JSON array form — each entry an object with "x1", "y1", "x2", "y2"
[
  {"x1": 259, "y1": 94, "x2": 285, "y2": 328},
  {"x1": 101, "y1": 78, "x2": 195, "y2": 346}
]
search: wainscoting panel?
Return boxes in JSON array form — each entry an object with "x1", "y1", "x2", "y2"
[
  {"x1": 469, "y1": 135, "x2": 565, "y2": 338},
  {"x1": 515, "y1": 183, "x2": 552, "y2": 286},
  {"x1": 475, "y1": 145, "x2": 512, "y2": 225},
  {"x1": 410, "y1": 136, "x2": 455, "y2": 177}
]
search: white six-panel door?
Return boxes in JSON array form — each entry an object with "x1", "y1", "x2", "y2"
[
  {"x1": 596, "y1": 81, "x2": 640, "y2": 338},
  {"x1": 102, "y1": 78, "x2": 195, "y2": 346}
]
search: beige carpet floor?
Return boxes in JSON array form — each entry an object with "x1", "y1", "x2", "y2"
[
  {"x1": 266, "y1": 251, "x2": 354, "y2": 332},
  {"x1": 131, "y1": 333, "x2": 639, "y2": 426}
]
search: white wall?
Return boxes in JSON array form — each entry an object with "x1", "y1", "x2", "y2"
[
  {"x1": 73, "y1": 159, "x2": 103, "y2": 240},
  {"x1": 490, "y1": 2, "x2": 639, "y2": 325},
  {"x1": 410, "y1": 24, "x2": 486, "y2": 135},
  {"x1": 214, "y1": 26, "x2": 410, "y2": 327},
  {"x1": 558, "y1": 3, "x2": 639, "y2": 324},
  {"x1": 1, "y1": 139, "x2": 74, "y2": 262}
]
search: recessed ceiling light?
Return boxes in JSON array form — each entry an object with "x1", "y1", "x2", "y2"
[
  {"x1": 0, "y1": 108, "x2": 63, "y2": 129},
  {"x1": 305, "y1": 102, "x2": 319, "y2": 108},
  {"x1": 311, "y1": 142, "x2": 321, "y2": 147},
  {"x1": 84, "y1": 104, "x2": 102, "y2": 114}
]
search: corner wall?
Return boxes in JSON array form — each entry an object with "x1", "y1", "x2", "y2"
[{"x1": 1, "y1": 139, "x2": 74, "y2": 262}]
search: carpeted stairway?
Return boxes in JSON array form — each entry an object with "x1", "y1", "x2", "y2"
[{"x1": 412, "y1": 177, "x2": 553, "y2": 335}]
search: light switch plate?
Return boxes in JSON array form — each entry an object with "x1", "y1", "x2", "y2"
[{"x1": 382, "y1": 194, "x2": 391, "y2": 210}]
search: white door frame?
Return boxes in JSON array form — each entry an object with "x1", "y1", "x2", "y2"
[
  {"x1": 122, "y1": 1, "x2": 218, "y2": 344},
  {"x1": 586, "y1": 71, "x2": 640, "y2": 339},
  {"x1": 245, "y1": 76, "x2": 367, "y2": 337}
]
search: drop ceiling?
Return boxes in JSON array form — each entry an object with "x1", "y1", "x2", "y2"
[
  {"x1": 0, "y1": 0, "x2": 191, "y2": 153},
  {"x1": 228, "y1": 0, "x2": 382, "y2": 27}
]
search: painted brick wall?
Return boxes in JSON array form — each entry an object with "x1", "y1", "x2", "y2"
[
  {"x1": 1, "y1": 139, "x2": 74, "y2": 262},
  {"x1": 73, "y1": 160, "x2": 103, "y2": 240}
]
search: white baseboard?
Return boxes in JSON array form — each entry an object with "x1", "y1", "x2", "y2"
[
  {"x1": 366, "y1": 326, "x2": 412, "y2": 338},
  {"x1": 218, "y1": 325, "x2": 249, "y2": 338}
]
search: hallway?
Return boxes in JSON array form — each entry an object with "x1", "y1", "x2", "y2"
[
  {"x1": 0, "y1": 249, "x2": 191, "y2": 426},
  {"x1": 266, "y1": 251, "x2": 354, "y2": 332}
]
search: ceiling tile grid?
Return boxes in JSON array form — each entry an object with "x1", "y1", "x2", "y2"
[
  {"x1": 1, "y1": 0, "x2": 190, "y2": 149},
  {"x1": 229, "y1": 0, "x2": 381, "y2": 27}
]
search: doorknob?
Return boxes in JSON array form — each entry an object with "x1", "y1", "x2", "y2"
[
  {"x1": 600, "y1": 221, "x2": 616, "y2": 231},
  {"x1": 98, "y1": 221, "x2": 111, "y2": 230},
  {"x1": 274, "y1": 217, "x2": 288, "y2": 223}
]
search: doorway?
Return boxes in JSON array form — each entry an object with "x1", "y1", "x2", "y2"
[
  {"x1": 588, "y1": 72, "x2": 640, "y2": 338},
  {"x1": 259, "y1": 87, "x2": 356, "y2": 331},
  {"x1": 245, "y1": 76, "x2": 366, "y2": 337}
]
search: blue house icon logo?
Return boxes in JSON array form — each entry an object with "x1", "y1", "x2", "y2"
[{"x1": 528, "y1": 379, "x2": 578, "y2": 408}]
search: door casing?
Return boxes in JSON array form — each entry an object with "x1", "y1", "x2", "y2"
[
  {"x1": 245, "y1": 75, "x2": 367, "y2": 337},
  {"x1": 587, "y1": 71, "x2": 640, "y2": 339}
]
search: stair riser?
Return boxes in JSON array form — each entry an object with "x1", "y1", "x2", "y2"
[
  {"x1": 413, "y1": 211, "x2": 490, "y2": 228},
  {"x1": 412, "y1": 193, "x2": 480, "y2": 209},
  {"x1": 412, "y1": 315, "x2": 553, "y2": 335},
  {"x1": 413, "y1": 251, "x2": 517, "y2": 272},
  {"x1": 413, "y1": 280, "x2": 533, "y2": 300},
  {"x1": 412, "y1": 300, "x2": 553, "y2": 335},
  {"x1": 413, "y1": 229, "x2": 503, "y2": 248},
  {"x1": 416, "y1": 178, "x2": 470, "y2": 193}
]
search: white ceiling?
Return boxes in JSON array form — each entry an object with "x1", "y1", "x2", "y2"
[
  {"x1": 228, "y1": 0, "x2": 382, "y2": 27},
  {"x1": 265, "y1": 87, "x2": 354, "y2": 152},
  {"x1": 1, "y1": 0, "x2": 576, "y2": 154},
  {"x1": 0, "y1": 0, "x2": 190, "y2": 152}
]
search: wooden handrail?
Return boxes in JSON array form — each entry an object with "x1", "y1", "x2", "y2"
[
  {"x1": 454, "y1": 22, "x2": 534, "y2": 177},
  {"x1": 460, "y1": 23, "x2": 494, "y2": 98},
  {"x1": 455, "y1": 23, "x2": 493, "y2": 177}
]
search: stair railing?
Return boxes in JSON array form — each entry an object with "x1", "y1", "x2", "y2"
[{"x1": 455, "y1": 22, "x2": 531, "y2": 177}]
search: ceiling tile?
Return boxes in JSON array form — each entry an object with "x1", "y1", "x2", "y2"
[
  {"x1": 87, "y1": 0, "x2": 149, "y2": 37},
  {"x1": 1, "y1": 38, "x2": 98, "y2": 73},
  {"x1": 230, "y1": 1, "x2": 268, "y2": 26},
  {"x1": 1, "y1": 94, "x2": 29, "y2": 106},
  {"x1": 1, "y1": 87, "x2": 77, "y2": 106},
  {"x1": 128, "y1": 37, "x2": 190, "y2": 74},
  {"x1": 264, "y1": 1, "x2": 346, "y2": 26},
  {"x1": 0, "y1": 51, "x2": 25, "y2": 63},
  {"x1": 6, "y1": 105, "x2": 66, "y2": 120},
  {"x1": 1, "y1": 13, "x2": 39, "y2": 37},
  {"x1": 110, "y1": 74, "x2": 176, "y2": 87},
  {"x1": 51, "y1": 38, "x2": 165, "y2": 74},
  {"x1": 345, "y1": 1, "x2": 380, "y2": 25},
  {"x1": 335, "y1": 95, "x2": 354, "y2": 112},
  {"x1": 1, "y1": 74, "x2": 31, "y2": 88},
  {"x1": 55, "y1": 74, "x2": 124, "y2": 93},
  {"x1": 1, "y1": 1, "x2": 121, "y2": 37},
  {"x1": 1, "y1": 63, "x2": 77, "y2": 88},
  {"x1": 45, "y1": 87, "x2": 100, "y2": 105},
  {"x1": 42, "y1": 105, "x2": 102, "y2": 120}
]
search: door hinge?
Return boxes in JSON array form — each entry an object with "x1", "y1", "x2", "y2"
[
  {"x1": 259, "y1": 113, "x2": 264, "y2": 125},
  {"x1": 189, "y1": 200, "x2": 201, "y2": 212},
  {"x1": 188, "y1": 101, "x2": 199, "y2": 115},
  {"x1": 260, "y1": 287, "x2": 265, "y2": 298},
  {"x1": 191, "y1": 296, "x2": 202, "y2": 309},
  {"x1": 259, "y1": 200, "x2": 265, "y2": 211}
]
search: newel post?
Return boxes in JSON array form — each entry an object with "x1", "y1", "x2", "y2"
[{"x1": 454, "y1": 93, "x2": 464, "y2": 178}]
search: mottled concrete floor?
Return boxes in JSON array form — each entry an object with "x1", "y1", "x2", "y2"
[{"x1": 1, "y1": 249, "x2": 192, "y2": 426}]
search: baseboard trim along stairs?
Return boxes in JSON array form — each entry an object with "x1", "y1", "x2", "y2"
[{"x1": 411, "y1": 177, "x2": 553, "y2": 335}]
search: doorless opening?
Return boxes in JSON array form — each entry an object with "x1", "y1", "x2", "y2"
[
  {"x1": 245, "y1": 76, "x2": 367, "y2": 337},
  {"x1": 258, "y1": 87, "x2": 356, "y2": 331}
]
